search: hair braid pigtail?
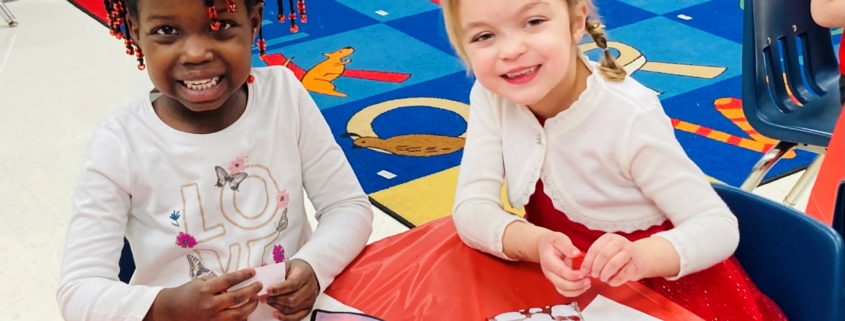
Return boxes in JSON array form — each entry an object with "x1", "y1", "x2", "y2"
[
  {"x1": 257, "y1": 24, "x2": 267, "y2": 60},
  {"x1": 277, "y1": 0, "x2": 286, "y2": 22},
  {"x1": 287, "y1": 0, "x2": 298, "y2": 32},
  {"x1": 585, "y1": 20, "x2": 625, "y2": 82},
  {"x1": 205, "y1": 0, "x2": 221, "y2": 30},
  {"x1": 297, "y1": 0, "x2": 306, "y2": 23}
]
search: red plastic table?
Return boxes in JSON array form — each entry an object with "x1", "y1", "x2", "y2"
[{"x1": 325, "y1": 217, "x2": 703, "y2": 321}]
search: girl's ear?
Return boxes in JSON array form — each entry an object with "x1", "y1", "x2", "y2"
[
  {"x1": 569, "y1": 1, "x2": 589, "y2": 43},
  {"x1": 250, "y1": 1, "x2": 265, "y2": 39}
]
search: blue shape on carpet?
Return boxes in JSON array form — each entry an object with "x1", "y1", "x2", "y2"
[
  {"x1": 386, "y1": 9, "x2": 460, "y2": 59},
  {"x1": 373, "y1": 107, "x2": 467, "y2": 138},
  {"x1": 665, "y1": 0, "x2": 744, "y2": 44},
  {"x1": 334, "y1": 0, "x2": 440, "y2": 22},
  {"x1": 615, "y1": 0, "x2": 713, "y2": 15},
  {"x1": 593, "y1": 0, "x2": 657, "y2": 29}
]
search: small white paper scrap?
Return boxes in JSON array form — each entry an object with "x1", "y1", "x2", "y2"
[
  {"x1": 377, "y1": 170, "x2": 397, "y2": 179},
  {"x1": 582, "y1": 295, "x2": 661, "y2": 321},
  {"x1": 375, "y1": 10, "x2": 389, "y2": 16},
  {"x1": 551, "y1": 304, "x2": 580, "y2": 317},
  {"x1": 677, "y1": 14, "x2": 693, "y2": 20},
  {"x1": 228, "y1": 263, "x2": 286, "y2": 297}
]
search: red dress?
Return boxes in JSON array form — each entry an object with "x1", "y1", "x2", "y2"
[{"x1": 524, "y1": 179, "x2": 789, "y2": 320}]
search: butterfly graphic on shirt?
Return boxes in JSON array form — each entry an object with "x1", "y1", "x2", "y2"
[
  {"x1": 214, "y1": 166, "x2": 248, "y2": 191},
  {"x1": 187, "y1": 254, "x2": 217, "y2": 279},
  {"x1": 276, "y1": 209, "x2": 289, "y2": 232}
]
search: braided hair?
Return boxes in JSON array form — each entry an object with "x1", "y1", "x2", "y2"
[
  {"x1": 104, "y1": 0, "x2": 307, "y2": 70},
  {"x1": 584, "y1": 20, "x2": 626, "y2": 81}
]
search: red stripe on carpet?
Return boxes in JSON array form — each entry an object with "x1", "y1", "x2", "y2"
[
  {"x1": 695, "y1": 127, "x2": 713, "y2": 136},
  {"x1": 261, "y1": 53, "x2": 308, "y2": 80},
  {"x1": 726, "y1": 136, "x2": 742, "y2": 146},
  {"x1": 343, "y1": 70, "x2": 411, "y2": 83}
]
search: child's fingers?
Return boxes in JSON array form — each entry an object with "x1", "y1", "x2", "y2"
[
  {"x1": 585, "y1": 237, "x2": 623, "y2": 278},
  {"x1": 580, "y1": 234, "x2": 614, "y2": 275},
  {"x1": 541, "y1": 249, "x2": 585, "y2": 281},
  {"x1": 598, "y1": 250, "x2": 631, "y2": 283},
  {"x1": 214, "y1": 281, "x2": 262, "y2": 310},
  {"x1": 267, "y1": 265, "x2": 309, "y2": 296},
  {"x1": 544, "y1": 269, "x2": 592, "y2": 297},
  {"x1": 549, "y1": 234, "x2": 581, "y2": 258},
  {"x1": 267, "y1": 279, "x2": 297, "y2": 297},
  {"x1": 590, "y1": 244, "x2": 623, "y2": 279},
  {"x1": 210, "y1": 268, "x2": 257, "y2": 294},
  {"x1": 218, "y1": 298, "x2": 259, "y2": 321},
  {"x1": 274, "y1": 307, "x2": 311, "y2": 321},
  {"x1": 266, "y1": 289, "x2": 310, "y2": 312},
  {"x1": 607, "y1": 262, "x2": 638, "y2": 287}
]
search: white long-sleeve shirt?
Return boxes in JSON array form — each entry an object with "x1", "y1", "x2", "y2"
[
  {"x1": 452, "y1": 55, "x2": 739, "y2": 280},
  {"x1": 57, "y1": 66, "x2": 374, "y2": 321}
]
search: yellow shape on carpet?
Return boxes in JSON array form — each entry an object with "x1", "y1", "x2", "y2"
[{"x1": 370, "y1": 166, "x2": 722, "y2": 226}]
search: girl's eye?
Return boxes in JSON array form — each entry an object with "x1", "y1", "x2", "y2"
[
  {"x1": 153, "y1": 26, "x2": 177, "y2": 35},
  {"x1": 213, "y1": 21, "x2": 236, "y2": 31},
  {"x1": 526, "y1": 18, "x2": 545, "y2": 27},
  {"x1": 471, "y1": 33, "x2": 493, "y2": 43}
]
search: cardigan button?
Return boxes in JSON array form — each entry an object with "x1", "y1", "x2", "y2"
[{"x1": 536, "y1": 135, "x2": 542, "y2": 144}]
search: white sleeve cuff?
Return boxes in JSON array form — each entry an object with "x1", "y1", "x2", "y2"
[
  {"x1": 130, "y1": 286, "x2": 165, "y2": 321},
  {"x1": 650, "y1": 232, "x2": 694, "y2": 281}
]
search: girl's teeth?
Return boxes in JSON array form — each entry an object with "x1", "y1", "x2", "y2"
[
  {"x1": 507, "y1": 67, "x2": 537, "y2": 78},
  {"x1": 184, "y1": 77, "x2": 220, "y2": 90}
]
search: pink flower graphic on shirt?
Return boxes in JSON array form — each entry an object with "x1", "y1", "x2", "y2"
[
  {"x1": 176, "y1": 232, "x2": 197, "y2": 248},
  {"x1": 276, "y1": 190, "x2": 290, "y2": 209},
  {"x1": 229, "y1": 157, "x2": 246, "y2": 174},
  {"x1": 273, "y1": 244, "x2": 286, "y2": 263}
]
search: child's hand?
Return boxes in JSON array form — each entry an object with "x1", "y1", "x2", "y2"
[
  {"x1": 537, "y1": 231, "x2": 591, "y2": 297},
  {"x1": 145, "y1": 268, "x2": 263, "y2": 321},
  {"x1": 265, "y1": 259, "x2": 320, "y2": 321},
  {"x1": 580, "y1": 233, "x2": 650, "y2": 287}
]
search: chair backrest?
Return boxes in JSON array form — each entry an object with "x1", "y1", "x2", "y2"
[
  {"x1": 713, "y1": 183, "x2": 845, "y2": 321},
  {"x1": 741, "y1": 0, "x2": 841, "y2": 143}
]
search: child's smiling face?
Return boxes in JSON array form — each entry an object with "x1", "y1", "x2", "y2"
[
  {"x1": 458, "y1": 0, "x2": 587, "y2": 107},
  {"x1": 126, "y1": 0, "x2": 263, "y2": 113}
]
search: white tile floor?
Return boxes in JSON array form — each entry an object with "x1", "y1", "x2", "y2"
[{"x1": 0, "y1": 0, "x2": 814, "y2": 320}]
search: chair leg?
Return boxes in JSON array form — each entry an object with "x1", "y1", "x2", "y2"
[
  {"x1": 784, "y1": 153, "x2": 825, "y2": 207},
  {"x1": 0, "y1": 1, "x2": 17, "y2": 28},
  {"x1": 740, "y1": 141, "x2": 798, "y2": 191}
]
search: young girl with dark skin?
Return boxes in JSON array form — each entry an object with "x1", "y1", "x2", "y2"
[{"x1": 57, "y1": 1, "x2": 374, "y2": 320}]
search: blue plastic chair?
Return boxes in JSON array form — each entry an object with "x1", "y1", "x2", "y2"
[
  {"x1": 118, "y1": 238, "x2": 135, "y2": 283},
  {"x1": 739, "y1": 0, "x2": 842, "y2": 202},
  {"x1": 713, "y1": 183, "x2": 845, "y2": 321}
]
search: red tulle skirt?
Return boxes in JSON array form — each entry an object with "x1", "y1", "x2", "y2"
[{"x1": 524, "y1": 180, "x2": 788, "y2": 321}]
